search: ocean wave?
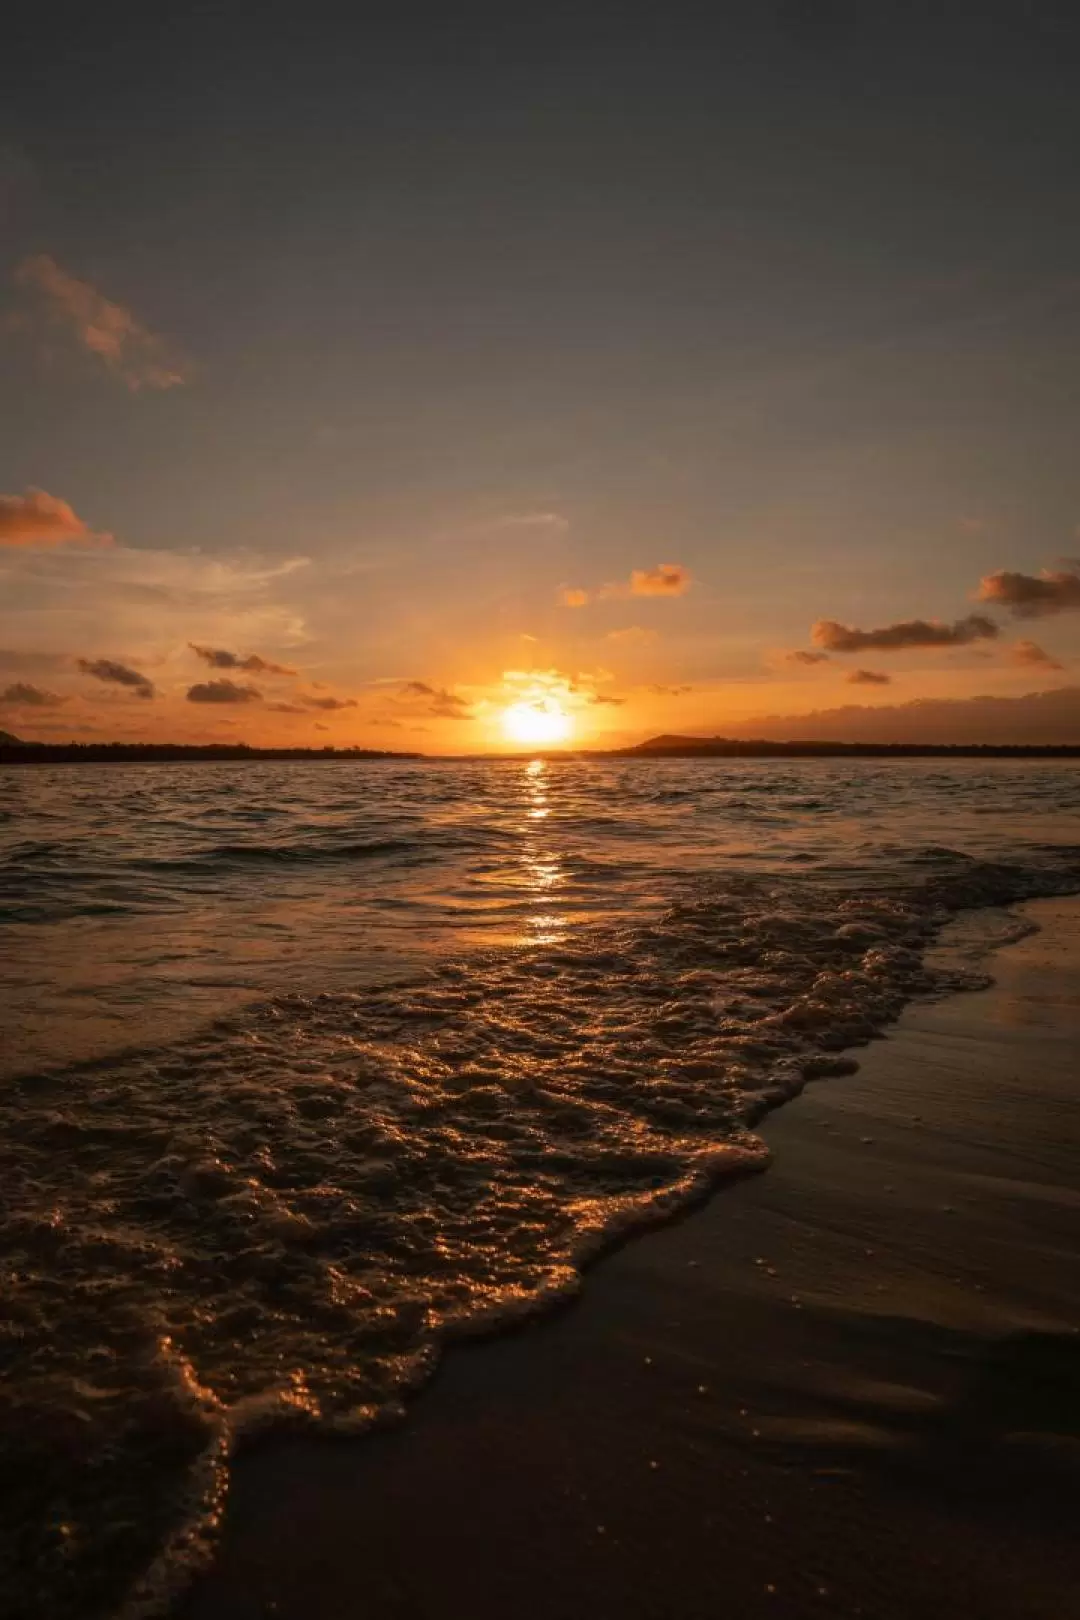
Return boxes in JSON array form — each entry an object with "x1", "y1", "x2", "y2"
[{"x1": 142, "y1": 835, "x2": 425, "y2": 869}]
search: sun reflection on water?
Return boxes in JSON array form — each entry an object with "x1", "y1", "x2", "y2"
[{"x1": 518, "y1": 759, "x2": 569, "y2": 945}]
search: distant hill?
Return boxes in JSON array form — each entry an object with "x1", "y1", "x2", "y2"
[{"x1": 0, "y1": 730, "x2": 20, "y2": 746}]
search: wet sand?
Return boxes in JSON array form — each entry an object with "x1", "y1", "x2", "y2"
[{"x1": 183, "y1": 896, "x2": 1080, "y2": 1620}]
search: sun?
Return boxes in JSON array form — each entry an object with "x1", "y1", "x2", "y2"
[{"x1": 501, "y1": 700, "x2": 573, "y2": 748}]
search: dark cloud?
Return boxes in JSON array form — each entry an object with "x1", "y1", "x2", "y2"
[
  {"x1": 399, "y1": 680, "x2": 472, "y2": 718},
  {"x1": 813, "y1": 615, "x2": 999, "y2": 653},
  {"x1": 189, "y1": 643, "x2": 297, "y2": 675},
  {"x1": 785, "y1": 649, "x2": 831, "y2": 666},
  {"x1": 266, "y1": 702, "x2": 305, "y2": 713},
  {"x1": 186, "y1": 679, "x2": 261, "y2": 704},
  {"x1": 589, "y1": 693, "x2": 626, "y2": 705},
  {"x1": 846, "y1": 668, "x2": 892, "y2": 685},
  {"x1": 650, "y1": 683, "x2": 693, "y2": 695},
  {"x1": 77, "y1": 658, "x2": 155, "y2": 698},
  {"x1": 0, "y1": 488, "x2": 98, "y2": 547},
  {"x1": 0, "y1": 682, "x2": 65, "y2": 706},
  {"x1": 300, "y1": 693, "x2": 357, "y2": 711},
  {"x1": 1010, "y1": 639, "x2": 1064, "y2": 670},
  {"x1": 975, "y1": 568, "x2": 1080, "y2": 618}
]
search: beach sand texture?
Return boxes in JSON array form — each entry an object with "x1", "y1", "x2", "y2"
[{"x1": 184, "y1": 895, "x2": 1080, "y2": 1620}]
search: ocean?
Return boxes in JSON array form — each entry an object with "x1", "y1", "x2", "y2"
[{"x1": 1, "y1": 757, "x2": 1078, "y2": 1619}]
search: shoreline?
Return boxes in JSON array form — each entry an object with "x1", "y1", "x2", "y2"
[{"x1": 181, "y1": 894, "x2": 1080, "y2": 1620}]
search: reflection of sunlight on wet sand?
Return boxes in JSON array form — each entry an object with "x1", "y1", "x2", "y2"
[{"x1": 519, "y1": 759, "x2": 569, "y2": 945}]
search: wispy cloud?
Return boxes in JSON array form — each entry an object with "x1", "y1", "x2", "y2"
[
  {"x1": 975, "y1": 567, "x2": 1080, "y2": 617},
  {"x1": 784, "y1": 648, "x2": 831, "y2": 666},
  {"x1": 13, "y1": 254, "x2": 190, "y2": 391},
  {"x1": 649, "y1": 683, "x2": 692, "y2": 695},
  {"x1": 1009, "y1": 639, "x2": 1064, "y2": 670},
  {"x1": 606, "y1": 626, "x2": 658, "y2": 645},
  {"x1": 0, "y1": 544, "x2": 308, "y2": 668},
  {"x1": 500, "y1": 511, "x2": 569, "y2": 532},
  {"x1": 559, "y1": 586, "x2": 590, "y2": 607},
  {"x1": 189, "y1": 643, "x2": 297, "y2": 675},
  {"x1": 813, "y1": 615, "x2": 999, "y2": 652},
  {"x1": 187, "y1": 678, "x2": 261, "y2": 704},
  {"x1": 846, "y1": 668, "x2": 892, "y2": 685},
  {"x1": 77, "y1": 657, "x2": 155, "y2": 698},
  {"x1": 0, "y1": 488, "x2": 103, "y2": 548}
]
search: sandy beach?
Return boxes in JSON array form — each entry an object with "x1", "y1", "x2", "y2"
[{"x1": 181, "y1": 894, "x2": 1080, "y2": 1620}]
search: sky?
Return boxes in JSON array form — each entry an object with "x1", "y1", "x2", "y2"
[{"x1": 2, "y1": 2, "x2": 1080, "y2": 750}]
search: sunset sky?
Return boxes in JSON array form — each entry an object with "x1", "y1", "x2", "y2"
[{"x1": 3, "y1": 5, "x2": 1080, "y2": 750}]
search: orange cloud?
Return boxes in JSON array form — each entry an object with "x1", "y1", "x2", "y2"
[
  {"x1": 846, "y1": 668, "x2": 892, "y2": 685},
  {"x1": 1009, "y1": 639, "x2": 1064, "y2": 670},
  {"x1": 189, "y1": 643, "x2": 297, "y2": 675},
  {"x1": 14, "y1": 254, "x2": 190, "y2": 391},
  {"x1": 563, "y1": 564, "x2": 691, "y2": 604},
  {"x1": 976, "y1": 567, "x2": 1080, "y2": 617},
  {"x1": 0, "y1": 488, "x2": 101, "y2": 547},
  {"x1": 813, "y1": 615, "x2": 998, "y2": 652},
  {"x1": 629, "y1": 563, "x2": 691, "y2": 597}
]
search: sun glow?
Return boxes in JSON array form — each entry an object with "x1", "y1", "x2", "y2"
[{"x1": 501, "y1": 700, "x2": 573, "y2": 748}]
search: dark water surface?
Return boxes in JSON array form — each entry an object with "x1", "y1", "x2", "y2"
[{"x1": 1, "y1": 758, "x2": 1078, "y2": 1618}]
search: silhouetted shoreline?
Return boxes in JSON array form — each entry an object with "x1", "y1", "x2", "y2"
[
  {"x1": 0, "y1": 742, "x2": 422, "y2": 763},
  {"x1": 2, "y1": 737, "x2": 1079, "y2": 764}
]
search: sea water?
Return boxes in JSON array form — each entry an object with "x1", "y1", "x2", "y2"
[{"x1": 1, "y1": 757, "x2": 1078, "y2": 1618}]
